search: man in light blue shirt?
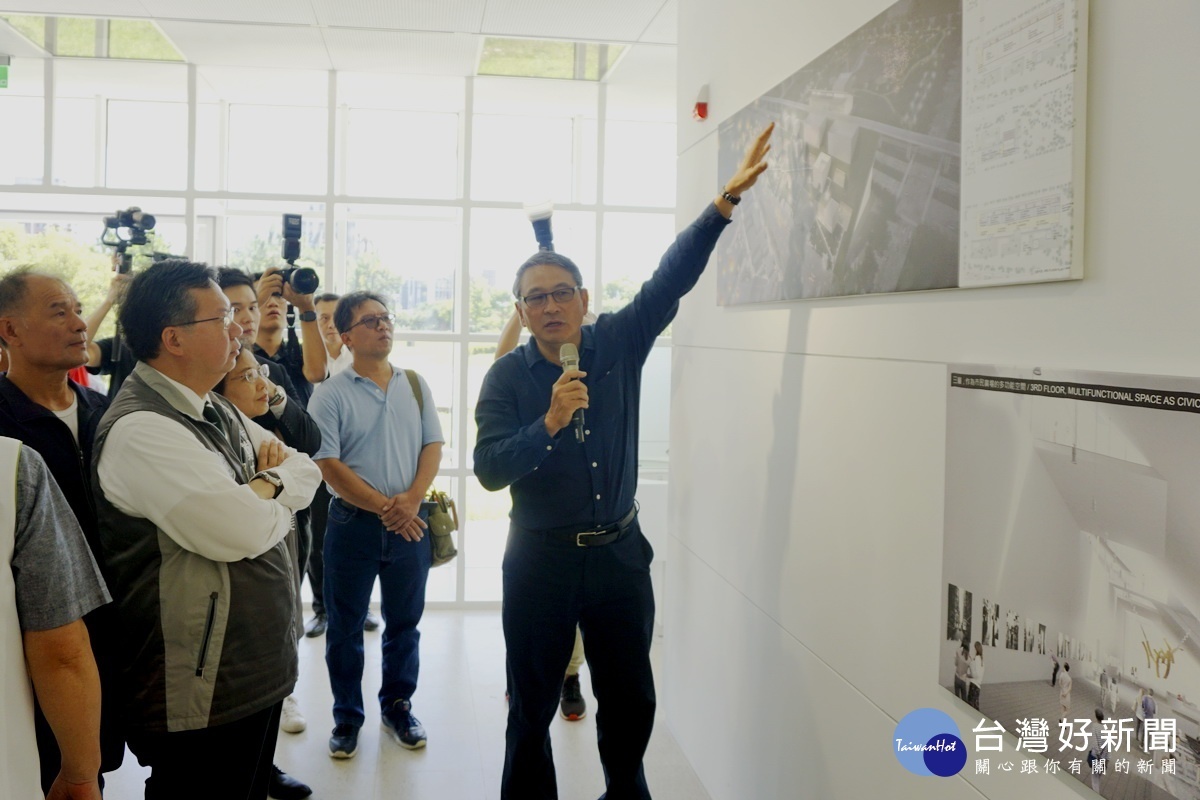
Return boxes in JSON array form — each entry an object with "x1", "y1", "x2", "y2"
[{"x1": 307, "y1": 291, "x2": 443, "y2": 760}]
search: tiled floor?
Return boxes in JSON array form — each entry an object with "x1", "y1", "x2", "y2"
[{"x1": 104, "y1": 608, "x2": 711, "y2": 800}]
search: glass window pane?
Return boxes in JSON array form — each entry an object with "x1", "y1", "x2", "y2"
[
  {"x1": 464, "y1": 477, "x2": 510, "y2": 601},
  {"x1": 600, "y1": 212, "x2": 675, "y2": 315},
  {"x1": 106, "y1": 100, "x2": 187, "y2": 189},
  {"x1": 2, "y1": 16, "x2": 45, "y2": 48},
  {"x1": 472, "y1": 115, "x2": 581, "y2": 204},
  {"x1": 639, "y1": 346, "x2": 672, "y2": 466},
  {"x1": 227, "y1": 105, "x2": 327, "y2": 195},
  {"x1": 55, "y1": 18, "x2": 96, "y2": 57},
  {"x1": 469, "y1": 208, "x2": 594, "y2": 333},
  {"x1": 107, "y1": 20, "x2": 183, "y2": 61},
  {"x1": 604, "y1": 120, "x2": 676, "y2": 207},
  {"x1": 224, "y1": 209, "x2": 325, "y2": 277},
  {"x1": 52, "y1": 98, "x2": 97, "y2": 187},
  {"x1": 0, "y1": 58, "x2": 46, "y2": 186},
  {"x1": 344, "y1": 109, "x2": 459, "y2": 199},
  {"x1": 342, "y1": 208, "x2": 461, "y2": 333},
  {"x1": 195, "y1": 103, "x2": 221, "y2": 192},
  {"x1": 0, "y1": 96, "x2": 44, "y2": 185}
]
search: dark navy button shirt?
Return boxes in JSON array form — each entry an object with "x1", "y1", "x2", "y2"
[{"x1": 474, "y1": 203, "x2": 730, "y2": 531}]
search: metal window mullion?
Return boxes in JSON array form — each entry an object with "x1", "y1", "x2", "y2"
[
  {"x1": 594, "y1": 82, "x2": 607, "y2": 313},
  {"x1": 97, "y1": 20, "x2": 109, "y2": 59},
  {"x1": 455, "y1": 77, "x2": 475, "y2": 605},
  {"x1": 42, "y1": 58, "x2": 53, "y2": 185},
  {"x1": 325, "y1": 70, "x2": 337, "y2": 291},
  {"x1": 95, "y1": 95, "x2": 106, "y2": 187},
  {"x1": 185, "y1": 63, "x2": 197, "y2": 257}
]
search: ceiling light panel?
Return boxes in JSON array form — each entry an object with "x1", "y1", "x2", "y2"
[
  {"x1": 323, "y1": 28, "x2": 480, "y2": 76},
  {"x1": 157, "y1": 20, "x2": 329, "y2": 69},
  {"x1": 138, "y1": 0, "x2": 317, "y2": 25},
  {"x1": 311, "y1": 0, "x2": 485, "y2": 33},
  {"x1": 481, "y1": 0, "x2": 661, "y2": 42}
]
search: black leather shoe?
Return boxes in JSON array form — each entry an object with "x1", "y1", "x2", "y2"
[
  {"x1": 363, "y1": 611, "x2": 381, "y2": 632},
  {"x1": 268, "y1": 765, "x2": 312, "y2": 799},
  {"x1": 304, "y1": 614, "x2": 327, "y2": 638}
]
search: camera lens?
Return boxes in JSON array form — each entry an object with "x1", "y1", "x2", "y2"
[{"x1": 285, "y1": 267, "x2": 320, "y2": 295}]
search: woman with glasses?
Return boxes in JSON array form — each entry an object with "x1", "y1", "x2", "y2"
[{"x1": 214, "y1": 347, "x2": 321, "y2": 800}]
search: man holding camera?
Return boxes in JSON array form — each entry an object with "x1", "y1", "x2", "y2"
[
  {"x1": 474, "y1": 124, "x2": 772, "y2": 799},
  {"x1": 93, "y1": 260, "x2": 321, "y2": 799},
  {"x1": 84, "y1": 272, "x2": 137, "y2": 398},
  {"x1": 254, "y1": 267, "x2": 327, "y2": 408}
]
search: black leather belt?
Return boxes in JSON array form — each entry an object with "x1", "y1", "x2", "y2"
[{"x1": 532, "y1": 505, "x2": 638, "y2": 548}]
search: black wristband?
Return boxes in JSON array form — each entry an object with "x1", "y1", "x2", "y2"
[
  {"x1": 721, "y1": 191, "x2": 741, "y2": 206},
  {"x1": 298, "y1": 310, "x2": 317, "y2": 322}
]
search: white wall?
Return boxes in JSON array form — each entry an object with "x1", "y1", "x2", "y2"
[{"x1": 666, "y1": 0, "x2": 1200, "y2": 797}]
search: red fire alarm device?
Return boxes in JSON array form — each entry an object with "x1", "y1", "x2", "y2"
[{"x1": 693, "y1": 84, "x2": 709, "y2": 121}]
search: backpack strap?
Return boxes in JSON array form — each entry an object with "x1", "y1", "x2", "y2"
[{"x1": 404, "y1": 370, "x2": 423, "y2": 415}]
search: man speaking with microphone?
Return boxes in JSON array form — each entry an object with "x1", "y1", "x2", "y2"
[{"x1": 474, "y1": 123, "x2": 773, "y2": 800}]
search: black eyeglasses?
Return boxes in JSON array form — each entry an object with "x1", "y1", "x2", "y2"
[
  {"x1": 176, "y1": 307, "x2": 236, "y2": 331},
  {"x1": 345, "y1": 313, "x2": 395, "y2": 332},
  {"x1": 520, "y1": 287, "x2": 581, "y2": 309}
]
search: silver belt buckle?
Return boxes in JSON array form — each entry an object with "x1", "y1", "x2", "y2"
[{"x1": 576, "y1": 530, "x2": 599, "y2": 547}]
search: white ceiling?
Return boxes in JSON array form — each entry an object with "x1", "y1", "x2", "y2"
[{"x1": 0, "y1": 0, "x2": 677, "y2": 76}]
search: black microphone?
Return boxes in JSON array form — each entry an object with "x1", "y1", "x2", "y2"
[{"x1": 559, "y1": 342, "x2": 585, "y2": 443}]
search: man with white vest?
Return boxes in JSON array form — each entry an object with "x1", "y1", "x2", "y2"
[{"x1": 1, "y1": 438, "x2": 110, "y2": 800}]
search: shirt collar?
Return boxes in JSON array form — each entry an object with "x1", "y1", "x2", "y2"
[
  {"x1": 132, "y1": 361, "x2": 209, "y2": 420},
  {"x1": 520, "y1": 325, "x2": 595, "y2": 369}
]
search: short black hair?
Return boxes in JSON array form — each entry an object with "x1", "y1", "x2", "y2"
[
  {"x1": 120, "y1": 260, "x2": 217, "y2": 361},
  {"x1": 334, "y1": 291, "x2": 387, "y2": 334},
  {"x1": 512, "y1": 252, "x2": 584, "y2": 298},
  {"x1": 215, "y1": 266, "x2": 255, "y2": 292},
  {"x1": 314, "y1": 292, "x2": 341, "y2": 306}
]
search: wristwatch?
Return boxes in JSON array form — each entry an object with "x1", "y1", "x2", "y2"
[
  {"x1": 253, "y1": 470, "x2": 285, "y2": 499},
  {"x1": 268, "y1": 386, "x2": 286, "y2": 408},
  {"x1": 298, "y1": 310, "x2": 317, "y2": 323}
]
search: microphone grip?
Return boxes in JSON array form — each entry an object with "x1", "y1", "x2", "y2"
[{"x1": 572, "y1": 408, "x2": 585, "y2": 443}]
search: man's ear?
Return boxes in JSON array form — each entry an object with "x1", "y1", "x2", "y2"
[
  {"x1": 160, "y1": 325, "x2": 187, "y2": 358},
  {"x1": 340, "y1": 331, "x2": 353, "y2": 352},
  {"x1": 0, "y1": 318, "x2": 19, "y2": 349},
  {"x1": 515, "y1": 302, "x2": 529, "y2": 329},
  {"x1": 579, "y1": 288, "x2": 589, "y2": 317}
]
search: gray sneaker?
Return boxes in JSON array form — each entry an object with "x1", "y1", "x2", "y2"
[
  {"x1": 328, "y1": 723, "x2": 359, "y2": 759},
  {"x1": 382, "y1": 699, "x2": 427, "y2": 749}
]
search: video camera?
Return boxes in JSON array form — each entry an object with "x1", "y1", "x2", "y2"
[
  {"x1": 101, "y1": 207, "x2": 159, "y2": 273},
  {"x1": 279, "y1": 213, "x2": 319, "y2": 294}
]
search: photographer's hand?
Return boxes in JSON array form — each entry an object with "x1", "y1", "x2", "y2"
[
  {"x1": 256, "y1": 267, "x2": 285, "y2": 308},
  {"x1": 281, "y1": 276, "x2": 316, "y2": 313}
]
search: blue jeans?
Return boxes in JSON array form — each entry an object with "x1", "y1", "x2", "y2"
[{"x1": 323, "y1": 498, "x2": 431, "y2": 728}]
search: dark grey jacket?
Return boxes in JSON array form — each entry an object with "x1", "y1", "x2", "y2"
[{"x1": 92, "y1": 365, "x2": 300, "y2": 734}]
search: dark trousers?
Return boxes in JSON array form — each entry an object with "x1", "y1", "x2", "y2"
[
  {"x1": 324, "y1": 499, "x2": 430, "y2": 728},
  {"x1": 501, "y1": 521, "x2": 656, "y2": 800},
  {"x1": 953, "y1": 676, "x2": 967, "y2": 702},
  {"x1": 125, "y1": 701, "x2": 282, "y2": 800},
  {"x1": 308, "y1": 483, "x2": 332, "y2": 616}
]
